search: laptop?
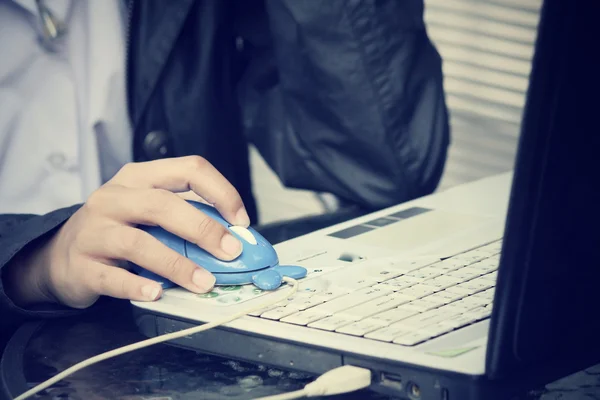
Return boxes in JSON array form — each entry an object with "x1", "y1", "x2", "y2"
[{"x1": 131, "y1": 0, "x2": 600, "y2": 398}]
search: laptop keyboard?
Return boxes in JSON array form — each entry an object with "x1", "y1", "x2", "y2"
[{"x1": 250, "y1": 239, "x2": 502, "y2": 347}]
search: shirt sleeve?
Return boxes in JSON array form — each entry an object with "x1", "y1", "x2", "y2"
[{"x1": 0, "y1": 206, "x2": 83, "y2": 337}]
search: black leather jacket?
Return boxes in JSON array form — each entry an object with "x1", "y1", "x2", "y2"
[
  {"x1": 0, "y1": 0, "x2": 448, "y2": 338},
  {"x1": 127, "y1": 0, "x2": 450, "y2": 223}
]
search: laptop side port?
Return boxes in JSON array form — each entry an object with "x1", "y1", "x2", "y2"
[
  {"x1": 379, "y1": 372, "x2": 403, "y2": 391},
  {"x1": 441, "y1": 388, "x2": 450, "y2": 400},
  {"x1": 406, "y1": 381, "x2": 422, "y2": 399}
]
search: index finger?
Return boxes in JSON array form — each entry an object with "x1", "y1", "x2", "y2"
[{"x1": 110, "y1": 156, "x2": 250, "y2": 227}]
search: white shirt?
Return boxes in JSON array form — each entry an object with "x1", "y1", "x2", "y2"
[{"x1": 0, "y1": 0, "x2": 131, "y2": 214}]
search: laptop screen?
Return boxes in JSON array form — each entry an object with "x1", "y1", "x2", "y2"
[{"x1": 486, "y1": 0, "x2": 600, "y2": 380}]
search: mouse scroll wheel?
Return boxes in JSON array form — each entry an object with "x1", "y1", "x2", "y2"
[{"x1": 229, "y1": 226, "x2": 257, "y2": 245}]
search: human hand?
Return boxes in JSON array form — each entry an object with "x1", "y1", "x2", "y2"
[{"x1": 6, "y1": 156, "x2": 250, "y2": 309}]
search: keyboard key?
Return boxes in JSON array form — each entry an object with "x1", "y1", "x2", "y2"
[
  {"x1": 397, "y1": 284, "x2": 439, "y2": 299},
  {"x1": 309, "y1": 287, "x2": 353, "y2": 302},
  {"x1": 424, "y1": 275, "x2": 462, "y2": 290},
  {"x1": 366, "y1": 268, "x2": 405, "y2": 283},
  {"x1": 404, "y1": 298, "x2": 443, "y2": 312},
  {"x1": 464, "y1": 306, "x2": 492, "y2": 321},
  {"x1": 439, "y1": 302, "x2": 476, "y2": 314},
  {"x1": 261, "y1": 307, "x2": 300, "y2": 320},
  {"x1": 472, "y1": 288, "x2": 495, "y2": 300},
  {"x1": 335, "y1": 319, "x2": 387, "y2": 336},
  {"x1": 456, "y1": 295, "x2": 489, "y2": 308},
  {"x1": 249, "y1": 308, "x2": 272, "y2": 317},
  {"x1": 322, "y1": 269, "x2": 379, "y2": 290},
  {"x1": 286, "y1": 288, "x2": 316, "y2": 298},
  {"x1": 296, "y1": 283, "x2": 327, "y2": 295},
  {"x1": 378, "y1": 276, "x2": 421, "y2": 291},
  {"x1": 415, "y1": 323, "x2": 454, "y2": 337},
  {"x1": 436, "y1": 258, "x2": 470, "y2": 271},
  {"x1": 405, "y1": 266, "x2": 445, "y2": 280},
  {"x1": 308, "y1": 315, "x2": 359, "y2": 331},
  {"x1": 356, "y1": 260, "x2": 409, "y2": 282},
  {"x1": 459, "y1": 277, "x2": 494, "y2": 293},
  {"x1": 365, "y1": 325, "x2": 412, "y2": 342},
  {"x1": 281, "y1": 311, "x2": 327, "y2": 325},
  {"x1": 285, "y1": 297, "x2": 326, "y2": 311},
  {"x1": 249, "y1": 300, "x2": 290, "y2": 316},
  {"x1": 249, "y1": 288, "x2": 319, "y2": 316},
  {"x1": 447, "y1": 267, "x2": 482, "y2": 281},
  {"x1": 306, "y1": 286, "x2": 393, "y2": 316},
  {"x1": 448, "y1": 298, "x2": 483, "y2": 312},
  {"x1": 453, "y1": 282, "x2": 488, "y2": 296},
  {"x1": 472, "y1": 260, "x2": 498, "y2": 273},
  {"x1": 336, "y1": 277, "x2": 379, "y2": 290},
  {"x1": 454, "y1": 250, "x2": 488, "y2": 264},
  {"x1": 480, "y1": 271, "x2": 498, "y2": 282},
  {"x1": 390, "y1": 257, "x2": 441, "y2": 272},
  {"x1": 393, "y1": 331, "x2": 433, "y2": 346},
  {"x1": 423, "y1": 290, "x2": 464, "y2": 304},
  {"x1": 400, "y1": 309, "x2": 460, "y2": 329},
  {"x1": 438, "y1": 313, "x2": 479, "y2": 329},
  {"x1": 339, "y1": 293, "x2": 412, "y2": 319},
  {"x1": 367, "y1": 307, "x2": 420, "y2": 325},
  {"x1": 445, "y1": 285, "x2": 478, "y2": 296}
]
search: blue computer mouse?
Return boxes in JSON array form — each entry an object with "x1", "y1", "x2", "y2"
[{"x1": 131, "y1": 200, "x2": 307, "y2": 291}]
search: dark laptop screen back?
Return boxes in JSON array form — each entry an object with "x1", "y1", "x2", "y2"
[{"x1": 485, "y1": 0, "x2": 600, "y2": 380}]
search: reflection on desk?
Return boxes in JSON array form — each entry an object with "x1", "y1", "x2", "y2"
[{"x1": 6, "y1": 300, "x2": 600, "y2": 400}]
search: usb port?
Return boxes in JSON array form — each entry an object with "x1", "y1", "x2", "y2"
[{"x1": 379, "y1": 372, "x2": 403, "y2": 390}]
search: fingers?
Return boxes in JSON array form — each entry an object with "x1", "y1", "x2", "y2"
[
  {"x1": 109, "y1": 156, "x2": 250, "y2": 227},
  {"x1": 176, "y1": 190, "x2": 210, "y2": 203},
  {"x1": 88, "y1": 186, "x2": 242, "y2": 260},
  {"x1": 81, "y1": 226, "x2": 216, "y2": 293},
  {"x1": 87, "y1": 262, "x2": 164, "y2": 302}
]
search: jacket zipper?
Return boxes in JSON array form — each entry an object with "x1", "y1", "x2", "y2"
[{"x1": 124, "y1": 0, "x2": 134, "y2": 127}]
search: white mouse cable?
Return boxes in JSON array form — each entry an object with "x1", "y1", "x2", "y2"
[
  {"x1": 254, "y1": 365, "x2": 372, "y2": 400},
  {"x1": 14, "y1": 277, "x2": 300, "y2": 400},
  {"x1": 16, "y1": 249, "x2": 453, "y2": 400},
  {"x1": 13, "y1": 253, "x2": 451, "y2": 400}
]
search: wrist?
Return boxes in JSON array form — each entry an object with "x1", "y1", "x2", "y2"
[{"x1": 3, "y1": 236, "x2": 57, "y2": 308}]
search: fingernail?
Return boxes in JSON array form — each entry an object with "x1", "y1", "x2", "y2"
[
  {"x1": 221, "y1": 233, "x2": 242, "y2": 257},
  {"x1": 235, "y1": 207, "x2": 251, "y2": 227},
  {"x1": 142, "y1": 285, "x2": 161, "y2": 301},
  {"x1": 193, "y1": 268, "x2": 216, "y2": 292}
]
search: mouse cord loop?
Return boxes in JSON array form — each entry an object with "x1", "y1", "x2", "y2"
[{"x1": 14, "y1": 277, "x2": 299, "y2": 400}]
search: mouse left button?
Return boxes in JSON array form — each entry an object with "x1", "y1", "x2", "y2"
[{"x1": 229, "y1": 226, "x2": 257, "y2": 245}]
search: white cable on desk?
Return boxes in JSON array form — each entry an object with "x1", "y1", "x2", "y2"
[
  {"x1": 254, "y1": 365, "x2": 372, "y2": 400},
  {"x1": 13, "y1": 252, "x2": 461, "y2": 400},
  {"x1": 15, "y1": 277, "x2": 300, "y2": 400},
  {"x1": 257, "y1": 389, "x2": 308, "y2": 400}
]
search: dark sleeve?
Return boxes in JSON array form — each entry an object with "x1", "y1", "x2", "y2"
[
  {"x1": 237, "y1": 0, "x2": 450, "y2": 210},
  {"x1": 0, "y1": 206, "x2": 82, "y2": 337}
]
